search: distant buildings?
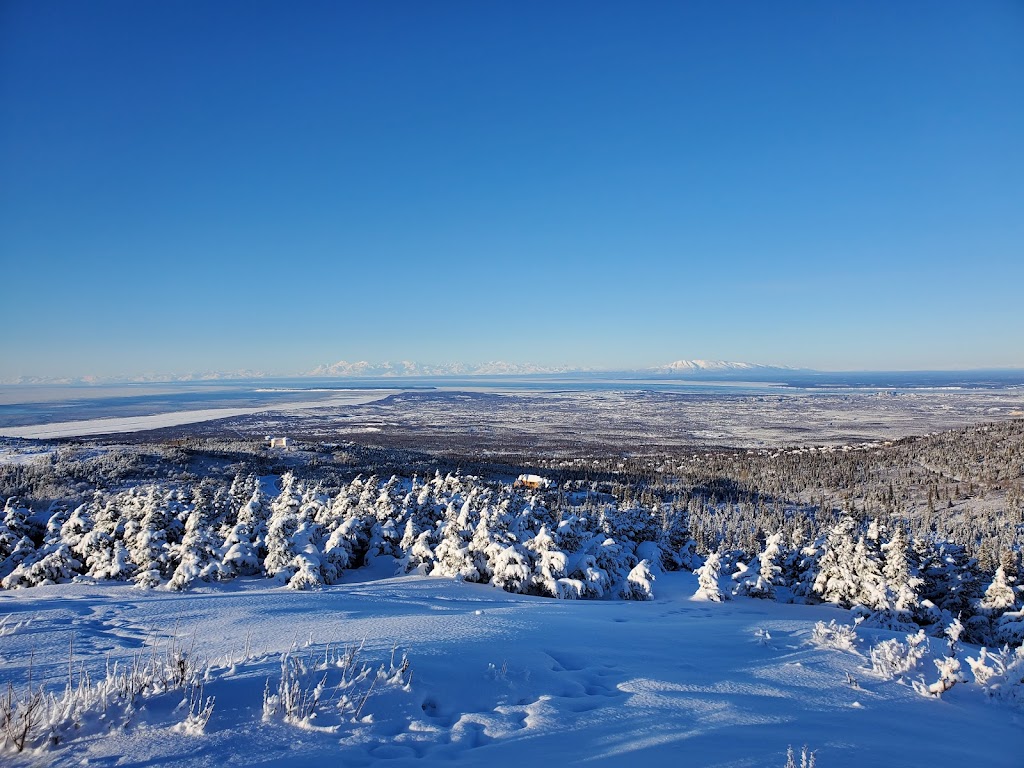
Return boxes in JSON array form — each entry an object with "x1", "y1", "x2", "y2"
[
  {"x1": 268, "y1": 436, "x2": 292, "y2": 450},
  {"x1": 514, "y1": 473, "x2": 551, "y2": 490}
]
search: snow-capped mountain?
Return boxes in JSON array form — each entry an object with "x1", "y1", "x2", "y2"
[
  {"x1": 1, "y1": 370, "x2": 273, "y2": 386},
  {"x1": 651, "y1": 359, "x2": 797, "y2": 374},
  {"x1": 305, "y1": 360, "x2": 583, "y2": 377}
]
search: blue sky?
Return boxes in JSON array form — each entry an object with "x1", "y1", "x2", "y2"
[{"x1": 2, "y1": 1, "x2": 1022, "y2": 379}]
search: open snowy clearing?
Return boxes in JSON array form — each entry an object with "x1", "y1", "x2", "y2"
[
  {"x1": 1, "y1": 568, "x2": 1019, "y2": 767},
  {"x1": 0, "y1": 392, "x2": 398, "y2": 439}
]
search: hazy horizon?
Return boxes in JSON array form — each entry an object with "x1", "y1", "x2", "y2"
[{"x1": 4, "y1": 358, "x2": 1024, "y2": 387}]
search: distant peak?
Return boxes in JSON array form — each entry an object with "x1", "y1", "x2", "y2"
[
  {"x1": 305, "y1": 360, "x2": 583, "y2": 377},
  {"x1": 652, "y1": 359, "x2": 795, "y2": 374}
]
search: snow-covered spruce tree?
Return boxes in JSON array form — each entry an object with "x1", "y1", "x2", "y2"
[
  {"x1": 219, "y1": 487, "x2": 267, "y2": 579},
  {"x1": 62, "y1": 500, "x2": 95, "y2": 564},
  {"x1": 788, "y1": 530, "x2": 825, "y2": 603},
  {"x1": 0, "y1": 498, "x2": 35, "y2": 580},
  {"x1": 980, "y1": 566, "x2": 1018, "y2": 613},
  {"x1": 735, "y1": 531, "x2": 784, "y2": 599},
  {"x1": 995, "y1": 606, "x2": 1024, "y2": 646},
  {"x1": 395, "y1": 517, "x2": 419, "y2": 574},
  {"x1": 373, "y1": 476, "x2": 402, "y2": 528},
  {"x1": 263, "y1": 473, "x2": 302, "y2": 584},
  {"x1": 167, "y1": 487, "x2": 221, "y2": 591},
  {"x1": 525, "y1": 526, "x2": 568, "y2": 597},
  {"x1": 916, "y1": 619, "x2": 966, "y2": 697},
  {"x1": 321, "y1": 518, "x2": 357, "y2": 583},
  {"x1": 279, "y1": 484, "x2": 329, "y2": 590},
  {"x1": 967, "y1": 566, "x2": 1020, "y2": 645},
  {"x1": 431, "y1": 494, "x2": 481, "y2": 582},
  {"x1": 2, "y1": 504, "x2": 80, "y2": 588},
  {"x1": 490, "y1": 542, "x2": 532, "y2": 593},
  {"x1": 658, "y1": 502, "x2": 696, "y2": 572},
  {"x1": 466, "y1": 502, "x2": 498, "y2": 584},
  {"x1": 592, "y1": 535, "x2": 637, "y2": 597},
  {"x1": 620, "y1": 558, "x2": 655, "y2": 600},
  {"x1": 224, "y1": 472, "x2": 258, "y2": 538},
  {"x1": 1, "y1": 497, "x2": 33, "y2": 543},
  {"x1": 850, "y1": 536, "x2": 889, "y2": 611},
  {"x1": 881, "y1": 522, "x2": 920, "y2": 614},
  {"x1": 298, "y1": 483, "x2": 330, "y2": 534},
  {"x1": 812, "y1": 516, "x2": 860, "y2": 607},
  {"x1": 2, "y1": 539, "x2": 81, "y2": 588},
  {"x1": 79, "y1": 492, "x2": 135, "y2": 581},
  {"x1": 287, "y1": 517, "x2": 326, "y2": 590},
  {"x1": 693, "y1": 551, "x2": 727, "y2": 601},
  {"x1": 916, "y1": 539, "x2": 981, "y2": 621},
  {"x1": 131, "y1": 486, "x2": 175, "y2": 588}
]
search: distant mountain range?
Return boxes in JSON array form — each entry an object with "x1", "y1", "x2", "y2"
[
  {"x1": 650, "y1": 359, "x2": 798, "y2": 374},
  {"x1": 304, "y1": 359, "x2": 798, "y2": 378},
  {"x1": 5, "y1": 360, "x2": 1023, "y2": 386},
  {"x1": 305, "y1": 360, "x2": 587, "y2": 378},
  {"x1": 1, "y1": 370, "x2": 272, "y2": 386}
]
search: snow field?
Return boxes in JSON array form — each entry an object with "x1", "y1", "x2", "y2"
[{"x1": 1, "y1": 569, "x2": 1020, "y2": 767}]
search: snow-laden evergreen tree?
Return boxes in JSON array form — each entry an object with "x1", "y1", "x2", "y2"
[
  {"x1": 622, "y1": 559, "x2": 656, "y2": 600},
  {"x1": 553, "y1": 512, "x2": 586, "y2": 554},
  {"x1": 730, "y1": 557, "x2": 753, "y2": 590},
  {"x1": 2, "y1": 542, "x2": 81, "y2": 588},
  {"x1": 881, "y1": 523, "x2": 920, "y2": 613},
  {"x1": 735, "y1": 531, "x2": 784, "y2": 599},
  {"x1": 0, "y1": 498, "x2": 35, "y2": 579},
  {"x1": 131, "y1": 487, "x2": 174, "y2": 588},
  {"x1": 263, "y1": 473, "x2": 303, "y2": 583},
  {"x1": 407, "y1": 529, "x2": 437, "y2": 575},
  {"x1": 167, "y1": 487, "x2": 221, "y2": 591},
  {"x1": 789, "y1": 530, "x2": 825, "y2": 603},
  {"x1": 995, "y1": 606, "x2": 1024, "y2": 645},
  {"x1": 287, "y1": 518, "x2": 326, "y2": 590},
  {"x1": 812, "y1": 516, "x2": 860, "y2": 606},
  {"x1": 658, "y1": 503, "x2": 696, "y2": 571},
  {"x1": 431, "y1": 495, "x2": 480, "y2": 582},
  {"x1": 917, "y1": 619, "x2": 966, "y2": 697},
  {"x1": 395, "y1": 517, "x2": 420, "y2": 574},
  {"x1": 61, "y1": 501, "x2": 94, "y2": 561},
  {"x1": 490, "y1": 542, "x2": 531, "y2": 593},
  {"x1": 693, "y1": 551, "x2": 726, "y2": 601},
  {"x1": 322, "y1": 519, "x2": 357, "y2": 583},
  {"x1": 77, "y1": 493, "x2": 135, "y2": 581},
  {"x1": 219, "y1": 487, "x2": 266, "y2": 579},
  {"x1": 917, "y1": 539, "x2": 981, "y2": 618},
  {"x1": 850, "y1": 536, "x2": 889, "y2": 611},
  {"x1": 75, "y1": 495, "x2": 124, "y2": 581},
  {"x1": 967, "y1": 566, "x2": 1020, "y2": 644},
  {"x1": 1, "y1": 497, "x2": 32, "y2": 543},
  {"x1": 467, "y1": 503, "x2": 499, "y2": 583},
  {"x1": 592, "y1": 536, "x2": 636, "y2": 597},
  {"x1": 526, "y1": 526, "x2": 567, "y2": 597},
  {"x1": 980, "y1": 566, "x2": 1017, "y2": 613},
  {"x1": 223, "y1": 472, "x2": 257, "y2": 538},
  {"x1": 2, "y1": 504, "x2": 79, "y2": 588}
]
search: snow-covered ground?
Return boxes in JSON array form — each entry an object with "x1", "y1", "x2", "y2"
[
  {"x1": 2, "y1": 567, "x2": 1019, "y2": 767},
  {"x1": 188, "y1": 387, "x2": 1024, "y2": 454}
]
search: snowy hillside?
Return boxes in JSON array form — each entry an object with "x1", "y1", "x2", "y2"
[
  {"x1": 1, "y1": 570, "x2": 1021, "y2": 767},
  {"x1": 1, "y1": 466, "x2": 1023, "y2": 765}
]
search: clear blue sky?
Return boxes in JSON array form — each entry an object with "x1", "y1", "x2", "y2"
[{"x1": 2, "y1": 0, "x2": 1022, "y2": 379}]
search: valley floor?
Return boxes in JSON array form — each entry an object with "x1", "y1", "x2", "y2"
[{"x1": 1, "y1": 567, "x2": 1020, "y2": 767}]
